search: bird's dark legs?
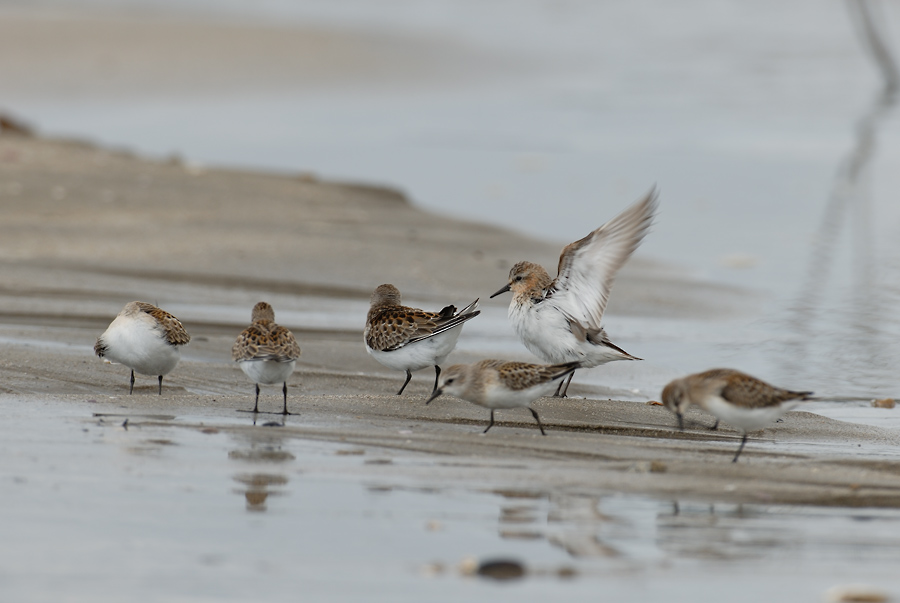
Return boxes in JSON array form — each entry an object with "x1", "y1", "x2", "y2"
[
  {"x1": 432, "y1": 365, "x2": 441, "y2": 394},
  {"x1": 529, "y1": 408, "x2": 547, "y2": 436},
  {"x1": 236, "y1": 384, "x2": 263, "y2": 414},
  {"x1": 397, "y1": 370, "x2": 413, "y2": 395},
  {"x1": 732, "y1": 433, "x2": 748, "y2": 463},
  {"x1": 129, "y1": 369, "x2": 135, "y2": 395},
  {"x1": 281, "y1": 381, "x2": 290, "y2": 415},
  {"x1": 158, "y1": 375, "x2": 163, "y2": 395},
  {"x1": 676, "y1": 412, "x2": 684, "y2": 431},
  {"x1": 483, "y1": 410, "x2": 495, "y2": 434},
  {"x1": 555, "y1": 372, "x2": 575, "y2": 397}
]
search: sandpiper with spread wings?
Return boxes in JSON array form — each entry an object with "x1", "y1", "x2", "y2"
[
  {"x1": 491, "y1": 190, "x2": 658, "y2": 397},
  {"x1": 426, "y1": 359, "x2": 581, "y2": 435},
  {"x1": 94, "y1": 301, "x2": 191, "y2": 394},
  {"x1": 365, "y1": 284, "x2": 480, "y2": 395},
  {"x1": 233, "y1": 302, "x2": 302, "y2": 414},
  {"x1": 661, "y1": 368, "x2": 814, "y2": 462}
]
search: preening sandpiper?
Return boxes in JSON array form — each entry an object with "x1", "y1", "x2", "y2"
[
  {"x1": 365, "y1": 284, "x2": 480, "y2": 395},
  {"x1": 94, "y1": 301, "x2": 191, "y2": 394}
]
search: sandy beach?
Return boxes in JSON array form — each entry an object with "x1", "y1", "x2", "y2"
[{"x1": 2, "y1": 131, "x2": 899, "y2": 508}]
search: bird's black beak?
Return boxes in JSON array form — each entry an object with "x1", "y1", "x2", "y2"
[
  {"x1": 425, "y1": 388, "x2": 443, "y2": 405},
  {"x1": 676, "y1": 412, "x2": 684, "y2": 431},
  {"x1": 490, "y1": 283, "x2": 511, "y2": 298}
]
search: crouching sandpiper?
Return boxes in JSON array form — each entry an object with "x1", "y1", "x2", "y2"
[
  {"x1": 365, "y1": 284, "x2": 480, "y2": 395},
  {"x1": 661, "y1": 368, "x2": 814, "y2": 462},
  {"x1": 426, "y1": 359, "x2": 581, "y2": 435}
]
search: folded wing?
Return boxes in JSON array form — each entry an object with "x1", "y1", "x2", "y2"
[{"x1": 367, "y1": 300, "x2": 480, "y2": 352}]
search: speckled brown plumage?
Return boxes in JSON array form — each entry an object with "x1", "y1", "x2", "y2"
[
  {"x1": 661, "y1": 368, "x2": 814, "y2": 462},
  {"x1": 364, "y1": 284, "x2": 479, "y2": 352},
  {"x1": 476, "y1": 359, "x2": 582, "y2": 392},
  {"x1": 232, "y1": 302, "x2": 301, "y2": 362},
  {"x1": 680, "y1": 368, "x2": 813, "y2": 410},
  {"x1": 134, "y1": 301, "x2": 191, "y2": 346}
]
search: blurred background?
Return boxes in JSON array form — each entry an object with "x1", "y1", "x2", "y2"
[{"x1": 2, "y1": 0, "x2": 900, "y2": 401}]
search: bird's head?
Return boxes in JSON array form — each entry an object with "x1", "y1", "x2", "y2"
[
  {"x1": 426, "y1": 364, "x2": 469, "y2": 404},
  {"x1": 490, "y1": 261, "x2": 551, "y2": 298},
  {"x1": 661, "y1": 378, "x2": 691, "y2": 431}
]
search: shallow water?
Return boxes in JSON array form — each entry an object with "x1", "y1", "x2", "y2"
[{"x1": 2, "y1": 397, "x2": 899, "y2": 602}]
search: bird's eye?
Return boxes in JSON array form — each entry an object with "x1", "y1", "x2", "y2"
[
  {"x1": 514, "y1": 276, "x2": 523, "y2": 282},
  {"x1": 445, "y1": 378, "x2": 455, "y2": 385}
]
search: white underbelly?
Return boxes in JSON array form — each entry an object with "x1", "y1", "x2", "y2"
[
  {"x1": 366, "y1": 327, "x2": 463, "y2": 372},
  {"x1": 102, "y1": 323, "x2": 182, "y2": 376},
  {"x1": 238, "y1": 359, "x2": 296, "y2": 385},
  {"x1": 703, "y1": 396, "x2": 798, "y2": 433},
  {"x1": 510, "y1": 302, "x2": 576, "y2": 363},
  {"x1": 509, "y1": 302, "x2": 632, "y2": 367},
  {"x1": 477, "y1": 379, "x2": 560, "y2": 409}
]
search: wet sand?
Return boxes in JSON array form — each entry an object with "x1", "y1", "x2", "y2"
[{"x1": 3, "y1": 132, "x2": 900, "y2": 510}]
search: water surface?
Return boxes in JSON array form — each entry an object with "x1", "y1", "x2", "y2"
[{"x1": 2, "y1": 397, "x2": 899, "y2": 602}]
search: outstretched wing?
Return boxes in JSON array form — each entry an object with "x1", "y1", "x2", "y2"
[{"x1": 546, "y1": 189, "x2": 658, "y2": 330}]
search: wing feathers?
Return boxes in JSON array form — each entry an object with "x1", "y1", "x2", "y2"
[
  {"x1": 366, "y1": 300, "x2": 480, "y2": 352},
  {"x1": 548, "y1": 188, "x2": 658, "y2": 330}
]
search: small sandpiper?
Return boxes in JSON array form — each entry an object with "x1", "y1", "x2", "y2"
[
  {"x1": 365, "y1": 284, "x2": 480, "y2": 395},
  {"x1": 94, "y1": 301, "x2": 191, "y2": 394},
  {"x1": 661, "y1": 368, "x2": 814, "y2": 462},
  {"x1": 491, "y1": 190, "x2": 657, "y2": 397},
  {"x1": 426, "y1": 358, "x2": 581, "y2": 435},
  {"x1": 233, "y1": 302, "x2": 301, "y2": 414}
]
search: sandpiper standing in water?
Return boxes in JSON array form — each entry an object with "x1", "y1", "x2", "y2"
[
  {"x1": 233, "y1": 301, "x2": 302, "y2": 414},
  {"x1": 94, "y1": 301, "x2": 191, "y2": 394}
]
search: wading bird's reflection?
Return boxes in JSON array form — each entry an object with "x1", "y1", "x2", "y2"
[
  {"x1": 784, "y1": 0, "x2": 899, "y2": 398},
  {"x1": 228, "y1": 428, "x2": 295, "y2": 512},
  {"x1": 656, "y1": 501, "x2": 784, "y2": 561},
  {"x1": 232, "y1": 473, "x2": 289, "y2": 512}
]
